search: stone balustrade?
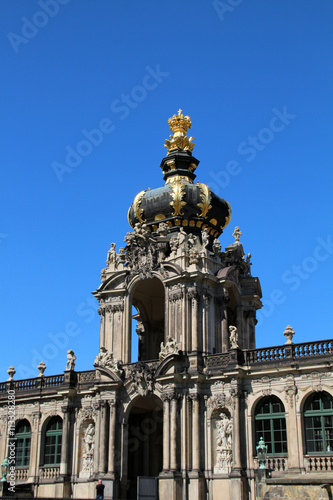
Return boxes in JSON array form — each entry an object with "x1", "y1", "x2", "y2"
[
  {"x1": 305, "y1": 455, "x2": 333, "y2": 472},
  {"x1": 0, "y1": 340, "x2": 332, "y2": 395},
  {"x1": 39, "y1": 467, "x2": 60, "y2": 479},
  {"x1": 15, "y1": 468, "x2": 29, "y2": 481}
]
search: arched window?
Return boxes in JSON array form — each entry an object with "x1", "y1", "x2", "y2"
[
  {"x1": 304, "y1": 391, "x2": 333, "y2": 453},
  {"x1": 44, "y1": 416, "x2": 62, "y2": 465},
  {"x1": 254, "y1": 396, "x2": 287, "y2": 454},
  {"x1": 15, "y1": 420, "x2": 31, "y2": 467}
]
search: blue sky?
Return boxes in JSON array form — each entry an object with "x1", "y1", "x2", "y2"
[{"x1": 1, "y1": 0, "x2": 332, "y2": 380}]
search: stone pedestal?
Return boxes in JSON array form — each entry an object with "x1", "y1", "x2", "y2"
[
  {"x1": 158, "y1": 474, "x2": 182, "y2": 500},
  {"x1": 188, "y1": 472, "x2": 205, "y2": 500}
]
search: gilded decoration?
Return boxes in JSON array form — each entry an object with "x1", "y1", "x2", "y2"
[
  {"x1": 133, "y1": 190, "x2": 146, "y2": 224},
  {"x1": 221, "y1": 202, "x2": 232, "y2": 230},
  {"x1": 196, "y1": 182, "x2": 212, "y2": 218},
  {"x1": 169, "y1": 180, "x2": 186, "y2": 216},
  {"x1": 164, "y1": 109, "x2": 195, "y2": 154},
  {"x1": 166, "y1": 175, "x2": 193, "y2": 185}
]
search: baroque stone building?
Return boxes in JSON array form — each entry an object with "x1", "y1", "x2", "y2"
[{"x1": 1, "y1": 110, "x2": 333, "y2": 500}]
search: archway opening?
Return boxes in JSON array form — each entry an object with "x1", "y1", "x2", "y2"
[
  {"x1": 131, "y1": 278, "x2": 165, "y2": 362},
  {"x1": 127, "y1": 395, "x2": 163, "y2": 498}
]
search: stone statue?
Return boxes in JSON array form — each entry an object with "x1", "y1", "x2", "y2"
[
  {"x1": 189, "y1": 247, "x2": 200, "y2": 265},
  {"x1": 214, "y1": 413, "x2": 233, "y2": 473},
  {"x1": 177, "y1": 227, "x2": 186, "y2": 247},
  {"x1": 201, "y1": 228, "x2": 209, "y2": 249},
  {"x1": 117, "y1": 247, "x2": 126, "y2": 264},
  {"x1": 213, "y1": 237, "x2": 221, "y2": 255},
  {"x1": 188, "y1": 233, "x2": 197, "y2": 249},
  {"x1": 106, "y1": 243, "x2": 117, "y2": 266},
  {"x1": 66, "y1": 350, "x2": 76, "y2": 371},
  {"x1": 82, "y1": 423, "x2": 95, "y2": 472},
  {"x1": 100, "y1": 268, "x2": 107, "y2": 282},
  {"x1": 169, "y1": 234, "x2": 179, "y2": 253},
  {"x1": 159, "y1": 337, "x2": 179, "y2": 361},
  {"x1": 84, "y1": 423, "x2": 95, "y2": 453},
  {"x1": 94, "y1": 347, "x2": 120, "y2": 372},
  {"x1": 157, "y1": 222, "x2": 169, "y2": 236},
  {"x1": 229, "y1": 325, "x2": 239, "y2": 349},
  {"x1": 232, "y1": 226, "x2": 242, "y2": 243}
]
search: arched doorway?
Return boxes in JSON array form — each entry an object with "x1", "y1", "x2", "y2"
[
  {"x1": 127, "y1": 395, "x2": 163, "y2": 499},
  {"x1": 132, "y1": 278, "x2": 165, "y2": 361}
]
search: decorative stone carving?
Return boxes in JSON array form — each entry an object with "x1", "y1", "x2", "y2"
[
  {"x1": 7, "y1": 366, "x2": 15, "y2": 381},
  {"x1": 214, "y1": 413, "x2": 233, "y2": 473},
  {"x1": 229, "y1": 325, "x2": 239, "y2": 349},
  {"x1": 94, "y1": 347, "x2": 122, "y2": 374},
  {"x1": 170, "y1": 234, "x2": 179, "y2": 254},
  {"x1": 284, "y1": 325, "x2": 295, "y2": 344},
  {"x1": 159, "y1": 337, "x2": 179, "y2": 361},
  {"x1": 187, "y1": 233, "x2": 197, "y2": 249},
  {"x1": 285, "y1": 384, "x2": 297, "y2": 407},
  {"x1": 37, "y1": 361, "x2": 46, "y2": 377},
  {"x1": 117, "y1": 247, "x2": 126, "y2": 264},
  {"x1": 156, "y1": 222, "x2": 169, "y2": 236},
  {"x1": 65, "y1": 350, "x2": 76, "y2": 371},
  {"x1": 213, "y1": 238, "x2": 221, "y2": 256},
  {"x1": 106, "y1": 243, "x2": 117, "y2": 267},
  {"x1": 124, "y1": 226, "x2": 158, "y2": 278},
  {"x1": 232, "y1": 226, "x2": 242, "y2": 243},
  {"x1": 128, "y1": 362, "x2": 154, "y2": 396},
  {"x1": 177, "y1": 227, "x2": 186, "y2": 247},
  {"x1": 207, "y1": 394, "x2": 232, "y2": 414},
  {"x1": 189, "y1": 247, "x2": 200, "y2": 265},
  {"x1": 100, "y1": 268, "x2": 107, "y2": 282},
  {"x1": 82, "y1": 423, "x2": 95, "y2": 472},
  {"x1": 201, "y1": 228, "x2": 209, "y2": 249}
]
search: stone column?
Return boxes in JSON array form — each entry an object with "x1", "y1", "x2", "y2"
[
  {"x1": 221, "y1": 310, "x2": 228, "y2": 353},
  {"x1": 191, "y1": 395, "x2": 200, "y2": 471},
  {"x1": 108, "y1": 400, "x2": 117, "y2": 475},
  {"x1": 181, "y1": 284, "x2": 186, "y2": 350},
  {"x1": 229, "y1": 383, "x2": 245, "y2": 500},
  {"x1": 170, "y1": 395, "x2": 178, "y2": 471},
  {"x1": 189, "y1": 291, "x2": 199, "y2": 352},
  {"x1": 231, "y1": 388, "x2": 241, "y2": 472},
  {"x1": 29, "y1": 412, "x2": 40, "y2": 479},
  {"x1": 162, "y1": 396, "x2": 170, "y2": 471},
  {"x1": 60, "y1": 405, "x2": 70, "y2": 475},
  {"x1": 99, "y1": 402, "x2": 108, "y2": 474},
  {"x1": 221, "y1": 291, "x2": 229, "y2": 352},
  {"x1": 181, "y1": 395, "x2": 187, "y2": 473},
  {"x1": 98, "y1": 307, "x2": 106, "y2": 348},
  {"x1": 285, "y1": 384, "x2": 300, "y2": 471},
  {"x1": 93, "y1": 402, "x2": 101, "y2": 474}
]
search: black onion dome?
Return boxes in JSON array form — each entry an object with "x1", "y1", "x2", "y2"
[{"x1": 128, "y1": 110, "x2": 232, "y2": 238}]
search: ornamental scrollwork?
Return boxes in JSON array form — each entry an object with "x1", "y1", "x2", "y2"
[
  {"x1": 169, "y1": 180, "x2": 186, "y2": 216},
  {"x1": 197, "y1": 183, "x2": 212, "y2": 218}
]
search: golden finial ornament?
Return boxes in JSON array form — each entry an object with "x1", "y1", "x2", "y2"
[{"x1": 164, "y1": 109, "x2": 195, "y2": 154}]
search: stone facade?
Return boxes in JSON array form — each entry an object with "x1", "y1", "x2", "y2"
[{"x1": 0, "y1": 111, "x2": 333, "y2": 500}]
